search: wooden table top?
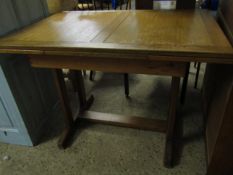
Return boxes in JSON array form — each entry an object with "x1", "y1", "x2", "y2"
[{"x1": 0, "y1": 10, "x2": 232, "y2": 64}]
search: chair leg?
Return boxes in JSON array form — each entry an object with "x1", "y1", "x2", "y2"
[
  {"x1": 180, "y1": 63, "x2": 190, "y2": 105},
  {"x1": 93, "y1": 0, "x2": 96, "y2": 9},
  {"x1": 124, "y1": 73, "x2": 129, "y2": 97},
  {"x1": 89, "y1": 70, "x2": 95, "y2": 81},
  {"x1": 194, "y1": 62, "x2": 197, "y2": 68},
  {"x1": 126, "y1": 0, "x2": 131, "y2": 9},
  {"x1": 82, "y1": 70, "x2": 86, "y2": 77},
  {"x1": 107, "y1": 1, "x2": 110, "y2": 9},
  {"x1": 70, "y1": 70, "x2": 88, "y2": 108},
  {"x1": 194, "y1": 63, "x2": 201, "y2": 89},
  {"x1": 119, "y1": 0, "x2": 122, "y2": 9},
  {"x1": 100, "y1": 0, "x2": 103, "y2": 9}
]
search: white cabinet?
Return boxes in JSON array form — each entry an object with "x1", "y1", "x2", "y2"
[{"x1": 0, "y1": 55, "x2": 58, "y2": 146}]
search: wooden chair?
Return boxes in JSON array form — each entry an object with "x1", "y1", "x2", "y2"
[
  {"x1": 74, "y1": 0, "x2": 131, "y2": 10},
  {"x1": 74, "y1": 0, "x2": 131, "y2": 97},
  {"x1": 180, "y1": 62, "x2": 202, "y2": 104},
  {"x1": 74, "y1": 0, "x2": 95, "y2": 10}
]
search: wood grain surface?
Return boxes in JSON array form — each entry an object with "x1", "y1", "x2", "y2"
[{"x1": 0, "y1": 10, "x2": 232, "y2": 63}]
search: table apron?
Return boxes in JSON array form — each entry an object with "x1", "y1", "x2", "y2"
[{"x1": 29, "y1": 55, "x2": 187, "y2": 77}]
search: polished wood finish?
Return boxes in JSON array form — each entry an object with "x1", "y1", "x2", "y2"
[
  {"x1": 79, "y1": 111, "x2": 167, "y2": 132},
  {"x1": 0, "y1": 10, "x2": 232, "y2": 63},
  {"x1": 29, "y1": 55, "x2": 187, "y2": 77},
  {"x1": 0, "y1": 10, "x2": 232, "y2": 168}
]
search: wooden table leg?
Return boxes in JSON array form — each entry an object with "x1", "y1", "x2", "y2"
[
  {"x1": 53, "y1": 69, "x2": 74, "y2": 149},
  {"x1": 124, "y1": 73, "x2": 129, "y2": 97},
  {"x1": 164, "y1": 76, "x2": 180, "y2": 168},
  {"x1": 54, "y1": 69, "x2": 181, "y2": 167},
  {"x1": 70, "y1": 70, "x2": 94, "y2": 112},
  {"x1": 180, "y1": 63, "x2": 190, "y2": 104},
  {"x1": 54, "y1": 69, "x2": 94, "y2": 149},
  {"x1": 194, "y1": 62, "x2": 201, "y2": 89}
]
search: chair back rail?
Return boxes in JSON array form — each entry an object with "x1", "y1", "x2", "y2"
[{"x1": 74, "y1": 0, "x2": 131, "y2": 10}]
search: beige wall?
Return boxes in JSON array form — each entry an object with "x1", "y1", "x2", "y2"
[{"x1": 47, "y1": 0, "x2": 75, "y2": 14}]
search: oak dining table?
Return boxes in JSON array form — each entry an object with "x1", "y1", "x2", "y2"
[{"x1": 0, "y1": 10, "x2": 232, "y2": 168}]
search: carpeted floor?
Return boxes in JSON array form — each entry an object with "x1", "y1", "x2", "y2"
[{"x1": 0, "y1": 63, "x2": 206, "y2": 175}]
